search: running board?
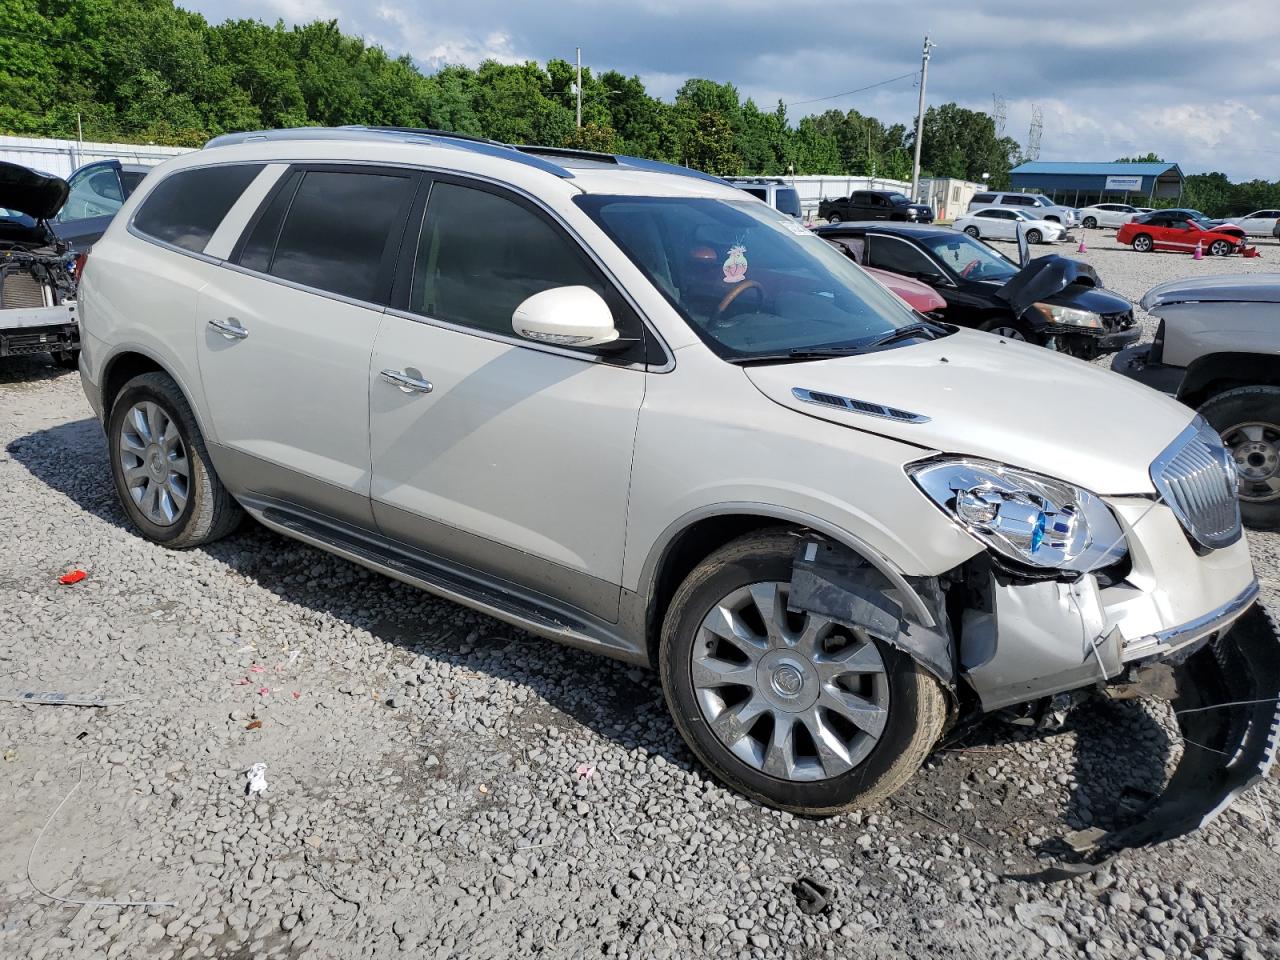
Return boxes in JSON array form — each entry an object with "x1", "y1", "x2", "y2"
[{"x1": 244, "y1": 500, "x2": 642, "y2": 662}]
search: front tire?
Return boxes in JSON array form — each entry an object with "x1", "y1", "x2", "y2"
[
  {"x1": 979, "y1": 315, "x2": 1038, "y2": 344},
  {"x1": 1132, "y1": 233, "x2": 1153, "y2": 252},
  {"x1": 1199, "y1": 386, "x2": 1280, "y2": 530},
  {"x1": 107, "y1": 372, "x2": 243, "y2": 548},
  {"x1": 1209, "y1": 239, "x2": 1232, "y2": 257},
  {"x1": 826, "y1": 213, "x2": 842, "y2": 224},
  {"x1": 659, "y1": 531, "x2": 946, "y2": 815},
  {"x1": 1026, "y1": 228, "x2": 1043, "y2": 244}
]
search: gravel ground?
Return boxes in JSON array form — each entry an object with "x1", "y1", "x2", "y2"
[{"x1": 1, "y1": 235, "x2": 1278, "y2": 960}]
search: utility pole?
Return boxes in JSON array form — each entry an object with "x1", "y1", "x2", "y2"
[
  {"x1": 909, "y1": 36, "x2": 933, "y2": 204},
  {"x1": 576, "y1": 47, "x2": 582, "y2": 129}
]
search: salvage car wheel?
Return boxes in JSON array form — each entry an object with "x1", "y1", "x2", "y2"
[
  {"x1": 1026, "y1": 229, "x2": 1043, "y2": 244},
  {"x1": 659, "y1": 530, "x2": 946, "y2": 814},
  {"x1": 1083, "y1": 217, "x2": 1098, "y2": 229},
  {"x1": 978, "y1": 316, "x2": 1037, "y2": 344},
  {"x1": 108, "y1": 372, "x2": 243, "y2": 547},
  {"x1": 963, "y1": 225, "x2": 980, "y2": 238},
  {"x1": 826, "y1": 213, "x2": 842, "y2": 224},
  {"x1": 1208, "y1": 239, "x2": 1232, "y2": 257},
  {"x1": 1200, "y1": 386, "x2": 1280, "y2": 530},
  {"x1": 1132, "y1": 233, "x2": 1153, "y2": 252}
]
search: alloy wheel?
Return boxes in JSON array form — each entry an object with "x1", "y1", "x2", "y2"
[
  {"x1": 1222, "y1": 421, "x2": 1280, "y2": 503},
  {"x1": 118, "y1": 400, "x2": 190, "y2": 525},
  {"x1": 690, "y1": 582, "x2": 890, "y2": 782},
  {"x1": 989, "y1": 325, "x2": 1027, "y2": 341}
]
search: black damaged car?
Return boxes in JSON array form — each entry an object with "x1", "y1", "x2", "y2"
[{"x1": 815, "y1": 222, "x2": 1139, "y2": 358}]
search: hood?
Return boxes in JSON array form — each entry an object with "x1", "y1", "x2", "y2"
[
  {"x1": 863, "y1": 266, "x2": 947, "y2": 313},
  {"x1": 743, "y1": 329, "x2": 1194, "y2": 494},
  {"x1": 0, "y1": 162, "x2": 69, "y2": 221},
  {"x1": 1141, "y1": 273, "x2": 1280, "y2": 310},
  {"x1": 996, "y1": 255, "x2": 1101, "y2": 316}
]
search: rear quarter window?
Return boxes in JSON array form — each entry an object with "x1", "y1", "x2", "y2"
[
  {"x1": 971, "y1": 193, "x2": 995, "y2": 204},
  {"x1": 132, "y1": 164, "x2": 263, "y2": 253}
]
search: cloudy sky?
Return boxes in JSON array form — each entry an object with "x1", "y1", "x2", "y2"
[{"x1": 185, "y1": 0, "x2": 1280, "y2": 180}]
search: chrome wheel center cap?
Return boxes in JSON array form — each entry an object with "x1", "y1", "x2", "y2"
[
  {"x1": 147, "y1": 445, "x2": 166, "y2": 479},
  {"x1": 771, "y1": 665, "x2": 804, "y2": 698},
  {"x1": 755, "y1": 650, "x2": 819, "y2": 713},
  {"x1": 1236, "y1": 441, "x2": 1278, "y2": 479}
]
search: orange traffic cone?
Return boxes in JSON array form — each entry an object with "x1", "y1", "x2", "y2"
[{"x1": 1193, "y1": 240, "x2": 1203, "y2": 260}]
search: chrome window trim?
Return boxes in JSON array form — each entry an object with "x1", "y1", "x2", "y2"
[{"x1": 127, "y1": 156, "x2": 674, "y2": 373}]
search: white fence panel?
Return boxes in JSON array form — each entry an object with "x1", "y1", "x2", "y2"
[
  {"x1": 0, "y1": 135, "x2": 193, "y2": 179},
  {"x1": 779, "y1": 175, "x2": 913, "y2": 220}
]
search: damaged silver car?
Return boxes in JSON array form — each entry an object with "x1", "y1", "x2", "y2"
[
  {"x1": 0, "y1": 163, "x2": 79, "y2": 367},
  {"x1": 79, "y1": 129, "x2": 1278, "y2": 870}
]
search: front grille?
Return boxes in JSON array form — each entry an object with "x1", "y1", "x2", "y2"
[
  {"x1": 0, "y1": 269, "x2": 49, "y2": 309},
  {"x1": 1150, "y1": 419, "x2": 1242, "y2": 550}
]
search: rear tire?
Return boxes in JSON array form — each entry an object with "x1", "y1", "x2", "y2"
[
  {"x1": 1083, "y1": 216, "x2": 1098, "y2": 229},
  {"x1": 1132, "y1": 233, "x2": 1153, "y2": 252},
  {"x1": 827, "y1": 213, "x2": 842, "y2": 224},
  {"x1": 963, "y1": 225, "x2": 980, "y2": 238},
  {"x1": 659, "y1": 530, "x2": 946, "y2": 815},
  {"x1": 107, "y1": 372, "x2": 243, "y2": 548},
  {"x1": 1198, "y1": 386, "x2": 1280, "y2": 531}
]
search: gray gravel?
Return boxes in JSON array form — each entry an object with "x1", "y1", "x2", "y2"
[{"x1": 1, "y1": 237, "x2": 1278, "y2": 960}]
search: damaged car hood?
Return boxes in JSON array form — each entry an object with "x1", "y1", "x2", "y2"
[
  {"x1": 744, "y1": 329, "x2": 1195, "y2": 494},
  {"x1": 996, "y1": 255, "x2": 1103, "y2": 317},
  {"x1": 0, "y1": 162, "x2": 69, "y2": 221}
]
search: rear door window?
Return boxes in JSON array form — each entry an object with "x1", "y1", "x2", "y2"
[
  {"x1": 250, "y1": 168, "x2": 416, "y2": 303},
  {"x1": 132, "y1": 164, "x2": 263, "y2": 253},
  {"x1": 775, "y1": 189, "x2": 801, "y2": 217},
  {"x1": 971, "y1": 193, "x2": 995, "y2": 204}
]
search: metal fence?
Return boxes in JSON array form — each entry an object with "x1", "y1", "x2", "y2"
[
  {"x1": 0, "y1": 135, "x2": 192, "y2": 179},
  {"x1": 781, "y1": 175, "x2": 913, "y2": 220}
]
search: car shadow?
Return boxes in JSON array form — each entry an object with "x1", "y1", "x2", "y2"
[
  {"x1": 7, "y1": 417, "x2": 1180, "y2": 842},
  {"x1": 0, "y1": 354, "x2": 74, "y2": 386}
]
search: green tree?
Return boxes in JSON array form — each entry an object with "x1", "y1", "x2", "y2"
[{"x1": 916, "y1": 103, "x2": 1019, "y2": 185}]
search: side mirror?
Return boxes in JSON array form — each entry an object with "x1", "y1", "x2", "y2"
[{"x1": 511, "y1": 286, "x2": 619, "y2": 348}]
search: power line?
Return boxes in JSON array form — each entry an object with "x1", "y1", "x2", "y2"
[{"x1": 786, "y1": 71, "x2": 918, "y2": 108}]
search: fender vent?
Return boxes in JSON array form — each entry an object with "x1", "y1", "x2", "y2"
[{"x1": 792, "y1": 387, "x2": 930, "y2": 424}]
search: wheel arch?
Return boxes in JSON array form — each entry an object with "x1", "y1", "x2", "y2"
[
  {"x1": 1179, "y1": 352, "x2": 1280, "y2": 407},
  {"x1": 637, "y1": 504, "x2": 938, "y2": 667},
  {"x1": 99, "y1": 346, "x2": 216, "y2": 445}
]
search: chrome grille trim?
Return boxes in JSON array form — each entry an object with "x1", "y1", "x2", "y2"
[
  {"x1": 1150, "y1": 418, "x2": 1242, "y2": 550},
  {"x1": 791, "y1": 387, "x2": 929, "y2": 424}
]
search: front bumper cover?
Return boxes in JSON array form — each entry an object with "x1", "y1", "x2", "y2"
[{"x1": 1022, "y1": 600, "x2": 1280, "y2": 879}]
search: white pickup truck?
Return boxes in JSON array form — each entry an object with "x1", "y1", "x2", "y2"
[{"x1": 0, "y1": 163, "x2": 79, "y2": 368}]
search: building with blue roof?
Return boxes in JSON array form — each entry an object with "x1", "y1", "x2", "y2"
[{"x1": 1009, "y1": 161, "x2": 1184, "y2": 206}]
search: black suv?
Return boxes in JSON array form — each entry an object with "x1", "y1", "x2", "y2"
[{"x1": 818, "y1": 190, "x2": 933, "y2": 224}]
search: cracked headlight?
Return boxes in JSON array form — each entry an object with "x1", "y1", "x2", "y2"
[
  {"x1": 1031, "y1": 301, "x2": 1105, "y2": 330},
  {"x1": 907, "y1": 457, "x2": 1127, "y2": 572}
]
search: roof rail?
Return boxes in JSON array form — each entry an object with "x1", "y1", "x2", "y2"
[
  {"x1": 202, "y1": 127, "x2": 733, "y2": 188},
  {"x1": 203, "y1": 126, "x2": 576, "y2": 179}
]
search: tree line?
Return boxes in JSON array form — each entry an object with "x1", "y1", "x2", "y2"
[{"x1": 3, "y1": 1, "x2": 1270, "y2": 214}]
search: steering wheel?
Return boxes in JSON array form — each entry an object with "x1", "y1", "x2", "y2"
[
  {"x1": 713, "y1": 280, "x2": 764, "y2": 326},
  {"x1": 960, "y1": 259, "x2": 981, "y2": 278}
]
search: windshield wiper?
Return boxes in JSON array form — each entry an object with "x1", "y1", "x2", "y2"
[{"x1": 864, "y1": 321, "x2": 945, "y2": 348}]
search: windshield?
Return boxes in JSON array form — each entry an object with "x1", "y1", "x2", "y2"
[
  {"x1": 575, "y1": 195, "x2": 931, "y2": 360},
  {"x1": 917, "y1": 231, "x2": 1019, "y2": 281},
  {"x1": 886, "y1": 193, "x2": 911, "y2": 205}
]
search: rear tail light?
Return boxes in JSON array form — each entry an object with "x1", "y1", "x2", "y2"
[{"x1": 73, "y1": 252, "x2": 88, "y2": 279}]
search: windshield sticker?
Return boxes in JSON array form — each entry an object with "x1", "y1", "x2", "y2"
[{"x1": 723, "y1": 243, "x2": 748, "y2": 283}]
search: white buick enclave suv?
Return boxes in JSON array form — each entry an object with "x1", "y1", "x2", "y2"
[{"x1": 77, "y1": 128, "x2": 1274, "y2": 844}]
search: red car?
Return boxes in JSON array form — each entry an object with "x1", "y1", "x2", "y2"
[{"x1": 1117, "y1": 210, "x2": 1255, "y2": 256}]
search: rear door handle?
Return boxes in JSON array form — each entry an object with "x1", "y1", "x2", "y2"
[
  {"x1": 379, "y1": 368, "x2": 433, "y2": 394},
  {"x1": 208, "y1": 317, "x2": 248, "y2": 340}
]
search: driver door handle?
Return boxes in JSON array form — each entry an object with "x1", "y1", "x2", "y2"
[
  {"x1": 208, "y1": 317, "x2": 249, "y2": 340},
  {"x1": 379, "y1": 368, "x2": 433, "y2": 394}
]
